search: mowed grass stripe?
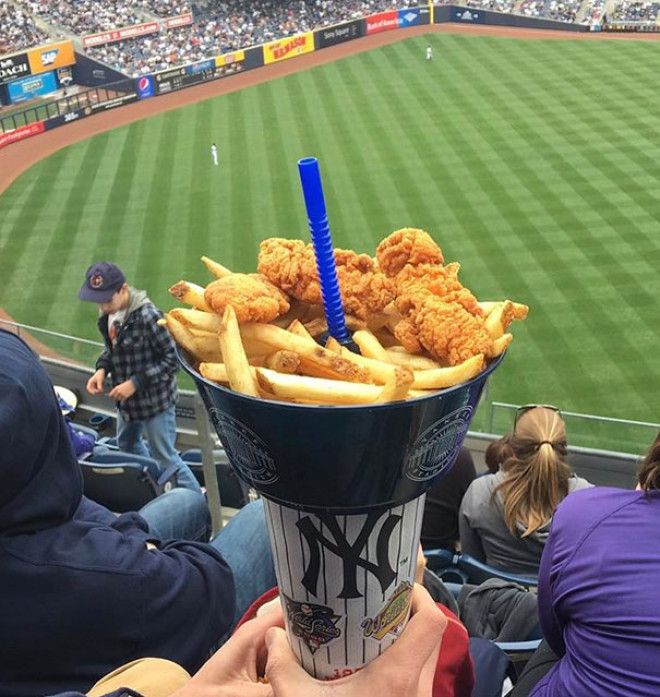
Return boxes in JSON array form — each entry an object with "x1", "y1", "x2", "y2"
[
  {"x1": 397, "y1": 38, "x2": 617, "y2": 405},
  {"x1": 283, "y1": 69, "x2": 369, "y2": 248},
  {"x1": 476, "y1": 44, "x2": 660, "y2": 335},
  {"x1": 439, "y1": 40, "x2": 656, "y2": 400},
  {"x1": 23, "y1": 134, "x2": 112, "y2": 328},
  {"x1": 135, "y1": 110, "x2": 182, "y2": 290},
  {"x1": 0, "y1": 149, "x2": 78, "y2": 292}
]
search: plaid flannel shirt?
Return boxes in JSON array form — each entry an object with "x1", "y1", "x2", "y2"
[{"x1": 96, "y1": 296, "x2": 178, "y2": 421}]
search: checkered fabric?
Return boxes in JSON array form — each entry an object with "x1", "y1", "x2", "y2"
[{"x1": 96, "y1": 300, "x2": 178, "y2": 421}]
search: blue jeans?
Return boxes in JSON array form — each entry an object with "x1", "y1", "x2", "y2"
[
  {"x1": 139, "y1": 494, "x2": 277, "y2": 629},
  {"x1": 117, "y1": 405, "x2": 201, "y2": 494}
]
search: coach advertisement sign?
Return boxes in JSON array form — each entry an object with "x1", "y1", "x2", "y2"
[
  {"x1": 263, "y1": 33, "x2": 315, "y2": 65},
  {"x1": 0, "y1": 53, "x2": 30, "y2": 86},
  {"x1": 314, "y1": 19, "x2": 364, "y2": 49},
  {"x1": 366, "y1": 11, "x2": 399, "y2": 34}
]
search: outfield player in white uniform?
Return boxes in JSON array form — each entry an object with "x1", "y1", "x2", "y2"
[
  {"x1": 426, "y1": 45, "x2": 433, "y2": 61},
  {"x1": 211, "y1": 143, "x2": 219, "y2": 166}
]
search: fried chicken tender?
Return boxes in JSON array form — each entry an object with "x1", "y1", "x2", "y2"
[
  {"x1": 204, "y1": 273, "x2": 290, "y2": 324},
  {"x1": 376, "y1": 228, "x2": 495, "y2": 365},
  {"x1": 257, "y1": 238, "x2": 394, "y2": 320},
  {"x1": 376, "y1": 228, "x2": 444, "y2": 276}
]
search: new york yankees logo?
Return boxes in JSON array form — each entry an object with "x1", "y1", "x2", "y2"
[{"x1": 296, "y1": 511, "x2": 401, "y2": 599}]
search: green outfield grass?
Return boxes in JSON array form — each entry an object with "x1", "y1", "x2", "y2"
[{"x1": 1, "y1": 32, "x2": 658, "y2": 448}]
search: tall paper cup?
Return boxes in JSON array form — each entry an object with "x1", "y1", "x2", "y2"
[{"x1": 180, "y1": 351, "x2": 504, "y2": 678}]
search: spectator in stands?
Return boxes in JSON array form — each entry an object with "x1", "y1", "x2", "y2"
[
  {"x1": 80, "y1": 262, "x2": 200, "y2": 493},
  {"x1": 484, "y1": 433, "x2": 514, "y2": 474},
  {"x1": 459, "y1": 406, "x2": 592, "y2": 576},
  {"x1": 0, "y1": 3, "x2": 49, "y2": 54},
  {"x1": 510, "y1": 431, "x2": 660, "y2": 696},
  {"x1": 0, "y1": 329, "x2": 276, "y2": 696},
  {"x1": 421, "y1": 447, "x2": 476, "y2": 551}
]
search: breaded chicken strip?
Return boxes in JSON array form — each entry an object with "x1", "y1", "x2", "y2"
[
  {"x1": 204, "y1": 273, "x2": 290, "y2": 324},
  {"x1": 257, "y1": 238, "x2": 394, "y2": 320}
]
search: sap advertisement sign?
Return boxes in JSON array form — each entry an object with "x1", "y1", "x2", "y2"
[
  {"x1": 7, "y1": 70, "x2": 58, "y2": 103},
  {"x1": 136, "y1": 75, "x2": 155, "y2": 99}
]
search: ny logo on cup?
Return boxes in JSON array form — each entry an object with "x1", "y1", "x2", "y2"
[{"x1": 296, "y1": 511, "x2": 401, "y2": 599}]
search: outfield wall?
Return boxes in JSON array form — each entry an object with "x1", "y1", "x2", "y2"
[{"x1": 0, "y1": 5, "x2": 588, "y2": 147}]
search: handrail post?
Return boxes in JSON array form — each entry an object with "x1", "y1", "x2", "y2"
[{"x1": 194, "y1": 394, "x2": 223, "y2": 536}]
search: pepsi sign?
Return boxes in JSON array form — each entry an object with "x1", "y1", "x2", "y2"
[{"x1": 136, "y1": 75, "x2": 155, "y2": 99}]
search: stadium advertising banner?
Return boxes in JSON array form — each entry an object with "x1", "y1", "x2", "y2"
[
  {"x1": 83, "y1": 21, "x2": 160, "y2": 49},
  {"x1": 0, "y1": 121, "x2": 45, "y2": 149},
  {"x1": 0, "y1": 53, "x2": 30, "y2": 86},
  {"x1": 263, "y1": 33, "x2": 314, "y2": 65},
  {"x1": 90, "y1": 92, "x2": 139, "y2": 111},
  {"x1": 366, "y1": 11, "x2": 399, "y2": 34},
  {"x1": 397, "y1": 7, "x2": 430, "y2": 27},
  {"x1": 27, "y1": 41, "x2": 75, "y2": 76},
  {"x1": 136, "y1": 75, "x2": 155, "y2": 99},
  {"x1": 7, "y1": 70, "x2": 58, "y2": 104},
  {"x1": 164, "y1": 13, "x2": 193, "y2": 29},
  {"x1": 314, "y1": 19, "x2": 364, "y2": 49},
  {"x1": 451, "y1": 7, "x2": 485, "y2": 23}
]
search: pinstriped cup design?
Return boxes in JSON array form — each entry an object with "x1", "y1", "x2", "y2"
[{"x1": 264, "y1": 495, "x2": 425, "y2": 680}]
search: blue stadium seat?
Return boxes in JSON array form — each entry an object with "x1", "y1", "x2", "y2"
[
  {"x1": 69, "y1": 422, "x2": 98, "y2": 441},
  {"x1": 424, "y1": 549, "x2": 538, "y2": 587},
  {"x1": 79, "y1": 457, "x2": 178, "y2": 513}
]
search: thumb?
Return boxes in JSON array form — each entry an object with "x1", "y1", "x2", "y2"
[{"x1": 264, "y1": 627, "x2": 311, "y2": 695}]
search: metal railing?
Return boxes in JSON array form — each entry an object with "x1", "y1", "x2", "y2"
[
  {"x1": 1, "y1": 318, "x2": 656, "y2": 455},
  {"x1": 0, "y1": 78, "x2": 136, "y2": 134}
]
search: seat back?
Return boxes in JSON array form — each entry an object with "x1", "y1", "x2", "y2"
[
  {"x1": 79, "y1": 460, "x2": 159, "y2": 512},
  {"x1": 424, "y1": 549, "x2": 538, "y2": 588},
  {"x1": 88, "y1": 450, "x2": 162, "y2": 481}
]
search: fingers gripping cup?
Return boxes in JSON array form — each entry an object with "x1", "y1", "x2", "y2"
[{"x1": 179, "y1": 351, "x2": 504, "y2": 679}]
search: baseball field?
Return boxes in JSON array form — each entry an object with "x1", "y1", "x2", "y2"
[{"x1": 0, "y1": 31, "x2": 658, "y2": 445}]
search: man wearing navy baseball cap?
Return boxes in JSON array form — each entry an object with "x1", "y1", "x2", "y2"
[{"x1": 79, "y1": 262, "x2": 200, "y2": 493}]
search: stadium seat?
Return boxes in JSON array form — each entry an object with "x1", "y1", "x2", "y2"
[
  {"x1": 424, "y1": 549, "x2": 538, "y2": 587},
  {"x1": 181, "y1": 448, "x2": 251, "y2": 509},
  {"x1": 79, "y1": 455, "x2": 178, "y2": 513},
  {"x1": 69, "y1": 422, "x2": 99, "y2": 441}
]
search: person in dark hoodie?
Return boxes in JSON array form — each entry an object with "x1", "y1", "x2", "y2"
[
  {"x1": 459, "y1": 406, "x2": 592, "y2": 576},
  {"x1": 0, "y1": 330, "x2": 276, "y2": 696},
  {"x1": 79, "y1": 262, "x2": 199, "y2": 492}
]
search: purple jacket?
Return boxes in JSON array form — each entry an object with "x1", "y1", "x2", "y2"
[{"x1": 532, "y1": 487, "x2": 660, "y2": 696}]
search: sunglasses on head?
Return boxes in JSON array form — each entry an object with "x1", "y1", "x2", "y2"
[{"x1": 513, "y1": 404, "x2": 561, "y2": 430}]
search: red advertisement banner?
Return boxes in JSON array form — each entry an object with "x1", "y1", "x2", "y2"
[
  {"x1": 164, "y1": 13, "x2": 193, "y2": 29},
  {"x1": 0, "y1": 121, "x2": 45, "y2": 150},
  {"x1": 366, "y1": 11, "x2": 398, "y2": 35},
  {"x1": 82, "y1": 21, "x2": 160, "y2": 48}
]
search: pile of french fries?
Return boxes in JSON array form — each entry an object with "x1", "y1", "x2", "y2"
[{"x1": 161, "y1": 256, "x2": 526, "y2": 406}]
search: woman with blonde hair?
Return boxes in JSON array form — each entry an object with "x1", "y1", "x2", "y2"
[{"x1": 459, "y1": 406, "x2": 592, "y2": 576}]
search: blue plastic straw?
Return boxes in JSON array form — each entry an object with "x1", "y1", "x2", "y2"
[{"x1": 298, "y1": 157, "x2": 350, "y2": 344}]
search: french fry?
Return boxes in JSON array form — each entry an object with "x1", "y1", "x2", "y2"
[
  {"x1": 485, "y1": 300, "x2": 514, "y2": 340},
  {"x1": 412, "y1": 354, "x2": 485, "y2": 390},
  {"x1": 338, "y1": 346, "x2": 398, "y2": 385},
  {"x1": 169, "y1": 280, "x2": 212, "y2": 312},
  {"x1": 303, "y1": 314, "x2": 367, "y2": 338},
  {"x1": 201, "y1": 255, "x2": 232, "y2": 278},
  {"x1": 353, "y1": 329, "x2": 390, "y2": 363},
  {"x1": 479, "y1": 300, "x2": 528, "y2": 321},
  {"x1": 163, "y1": 314, "x2": 198, "y2": 358},
  {"x1": 325, "y1": 336, "x2": 342, "y2": 354},
  {"x1": 265, "y1": 350, "x2": 301, "y2": 374},
  {"x1": 287, "y1": 319, "x2": 316, "y2": 344},
  {"x1": 170, "y1": 307, "x2": 222, "y2": 333},
  {"x1": 385, "y1": 349, "x2": 443, "y2": 371},
  {"x1": 217, "y1": 306, "x2": 259, "y2": 397},
  {"x1": 492, "y1": 333, "x2": 513, "y2": 357},
  {"x1": 376, "y1": 366, "x2": 414, "y2": 403},
  {"x1": 255, "y1": 368, "x2": 382, "y2": 405},
  {"x1": 241, "y1": 323, "x2": 369, "y2": 383},
  {"x1": 190, "y1": 333, "x2": 223, "y2": 362},
  {"x1": 199, "y1": 362, "x2": 258, "y2": 383}
]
